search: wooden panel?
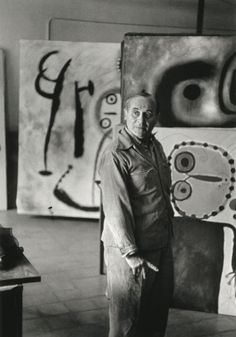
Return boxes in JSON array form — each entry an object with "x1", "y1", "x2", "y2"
[
  {"x1": 0, "y1": 49, "x2": 7, "y2": 210},
  {"x1": 0, "y1": 285, "x2": 23, "y2": 337},
  {"x1": 204, "y1": 0, "x2": 236, "y2": 33},
  {"x1": 49, "y1": 18, "x2": 196, "y2": 43}
]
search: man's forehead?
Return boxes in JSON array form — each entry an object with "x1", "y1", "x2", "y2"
[{"x1": 128, "y1": 96, "x2": 155, "y2": 109}]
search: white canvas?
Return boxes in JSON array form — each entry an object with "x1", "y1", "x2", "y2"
[
  {"x1": 156, "y1": 127, "x2": 236, "y2": 316},
  {"x1": 18, "y1": 40, "x2": 121, "y2": 218}
]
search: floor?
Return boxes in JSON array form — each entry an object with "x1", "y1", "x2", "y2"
[{"x1": 0, "y1": 210, "x2": 236, "y2": 337}]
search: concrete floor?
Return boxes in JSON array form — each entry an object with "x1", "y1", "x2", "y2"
[{"x1": 0, "y1": 210, "x2": 236, "y2": 337}]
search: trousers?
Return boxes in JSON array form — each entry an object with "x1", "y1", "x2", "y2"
[{"x1": 104, "y1": 244, "x2": 174, "y2": 337}]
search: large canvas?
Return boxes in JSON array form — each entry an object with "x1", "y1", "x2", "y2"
[
  {"x1": 156, "y1": 127, "x2": 236, "y2": 316},
  {"x1": 121, "y1": 35, "x2": 236, "y2": 315},
  {"x1": 18, "y1": 40, "x2": 121, "y2": 217},
  {"x1": 0, "y1": 49, "x2": 7, "y2": 210},
  {"x1": 122, "y1": 35, "x2": 236, "y2": 127}
]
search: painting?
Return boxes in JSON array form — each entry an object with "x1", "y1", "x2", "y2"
[
  {"x1": 17, "y1": 40, "x2": 121, "y2": 218},
  {"x1": 156, "y1": 127, "x2": 236, "y2": 316},
  {"x1": 0, "y1": 49, "x2": 7, "y2": 210},
  {"x1": 121, "y1": 35, "x2": 236, "y2": 315},
  {"x1": 122, "y1": 34, "x2": 236, "y2": 127}
]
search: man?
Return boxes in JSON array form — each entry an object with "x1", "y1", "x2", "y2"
[{"x1": 99, "y1": 92, "x2": 174, "y2": 337}]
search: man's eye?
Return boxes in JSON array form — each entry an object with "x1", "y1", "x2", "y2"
[
  {"x1": 132, "y1": 110, "x2": 140, "y2": 117},
  {"x1": 145, "y1": 111, "x2": 153, "y2": 119}
]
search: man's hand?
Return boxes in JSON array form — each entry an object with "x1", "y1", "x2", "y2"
[{"x1": 125, "y1": 254, "x2": 159, "y2": 279}]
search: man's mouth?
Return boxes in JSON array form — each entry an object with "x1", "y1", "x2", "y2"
[{"x1": 136, "y1": 126, "x2": 146, "y2": 130}]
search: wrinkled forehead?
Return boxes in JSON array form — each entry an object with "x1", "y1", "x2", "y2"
[{"x1": 125, "y1": 95, "x2": 156, "y2": 111}]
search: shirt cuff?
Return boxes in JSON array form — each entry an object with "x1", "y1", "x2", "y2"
[{"x1": 120, "y1": 246, "x2": 138, "y2": 257}]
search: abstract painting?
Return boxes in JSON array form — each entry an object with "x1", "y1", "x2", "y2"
[
  {"x1": 0, "y1": 49, "x2": 7, "y2": 210},
  {"x1": 122, "y1": 34, "x2": 236, "y2": 127},
  {"x1": 156, "y1": 127, "x2": 236, "y2": 316},
  {"x1": 18, "y1": 40, "x2": 121, "y2": 218},
  {"x1": 121, "y1": 35, "x2": 236, "y2": 315}
]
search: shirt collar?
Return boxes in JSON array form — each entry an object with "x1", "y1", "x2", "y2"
[{"x1": 116, "y1": 125, "x2": 154, "y2": 150}]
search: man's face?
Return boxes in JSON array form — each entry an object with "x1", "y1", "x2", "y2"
[{"x1": 124, "y1": 96, "x2": 158, "y2": 139}]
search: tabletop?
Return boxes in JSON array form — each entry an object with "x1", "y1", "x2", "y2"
[{"x1": 0, "y1": 254, "x2": 41, "y2": 287}]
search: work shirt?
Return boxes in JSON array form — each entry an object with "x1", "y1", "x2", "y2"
[{"x1": 99, "y1": 126, "x2": 174, "y2": 256}]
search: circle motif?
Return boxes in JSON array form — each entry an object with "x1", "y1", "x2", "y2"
[
  {"x1": 183, "y1": 84, "x2": 201, "y2": 100},
  {"x1": 100, "y1": 118, "x2": 111, "y2": 129},
  {"x1": 106, "y1": 93, "x2": 117, "y2": 105},
  {"x1": 169, "y1": 141, "x2": 236, "y2": 219},
  {"x1": 172, "y1": 180, "x2": 192, "y2": 201},
  {"x1": 174, "y1": 151, "x2": 195, "y2": 173}
]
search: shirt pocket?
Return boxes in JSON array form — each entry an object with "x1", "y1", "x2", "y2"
[{"x1": 130, "y1": 167, "x2": 157, "y2": 194}]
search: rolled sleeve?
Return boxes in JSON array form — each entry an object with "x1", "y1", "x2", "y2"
[{"x1": 99, "y1": 149, "x2": 138, "y2": 256}]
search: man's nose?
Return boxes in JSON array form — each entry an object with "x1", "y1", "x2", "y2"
[{"x1": 137, "y1": 112, "x2": 145, "y2": 124}]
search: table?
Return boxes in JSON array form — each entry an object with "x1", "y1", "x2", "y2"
[{"x1": 0, "y1": 255, "x2": 41, "y2": 337}]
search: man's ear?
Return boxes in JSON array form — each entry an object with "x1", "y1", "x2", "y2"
[{"x1": 124, "y1": 109, "x2": 127, "y2": 120}]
